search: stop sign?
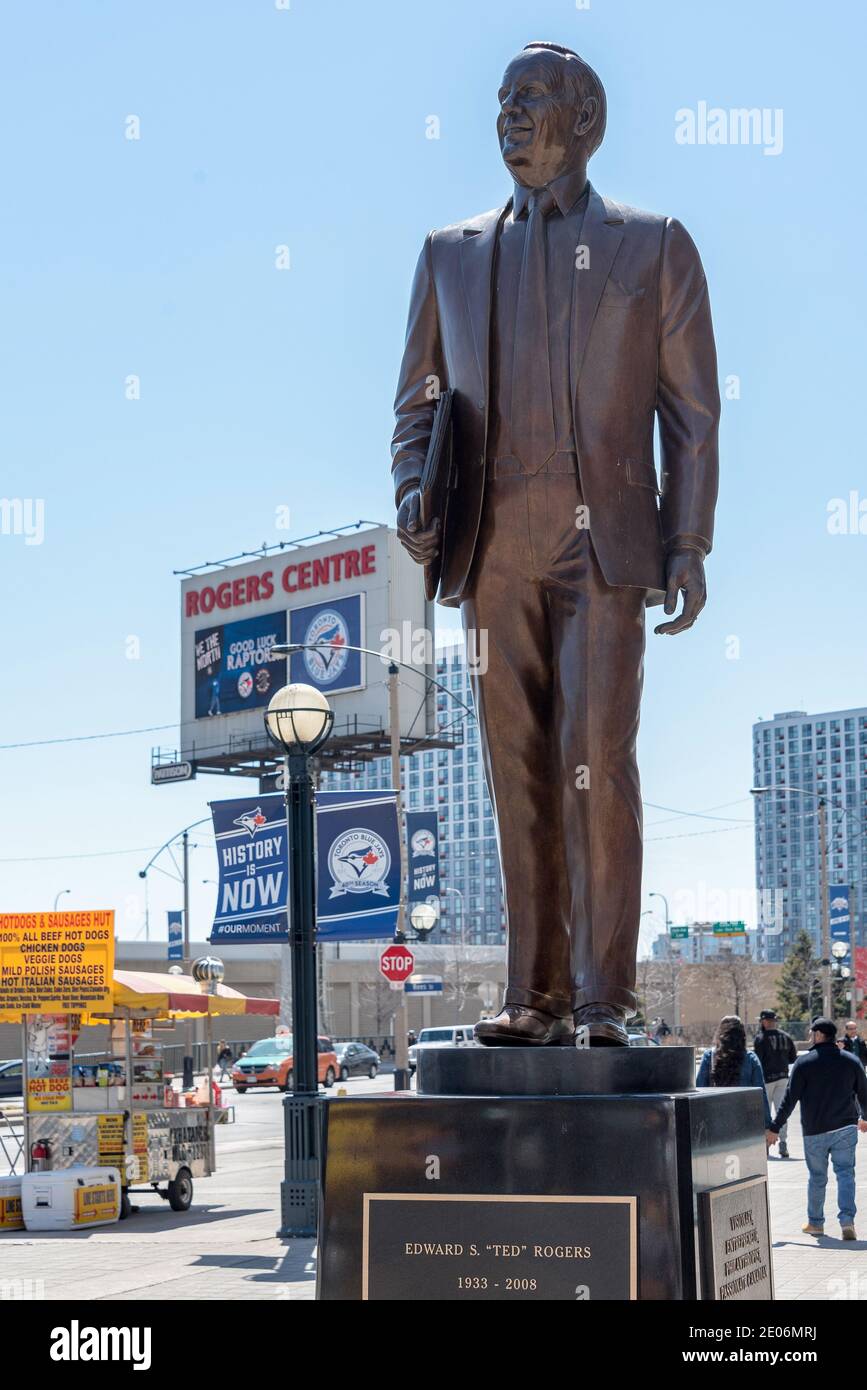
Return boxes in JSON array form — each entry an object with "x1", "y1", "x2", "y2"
[{"x1": 379, "y1": 944, "x2": 415, "y2": 984}]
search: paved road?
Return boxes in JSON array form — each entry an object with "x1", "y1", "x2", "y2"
[{"x1": 2, "y1": 1075, "x2": 865, "y2": 1300}]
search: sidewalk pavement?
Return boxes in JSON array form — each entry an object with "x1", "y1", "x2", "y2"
[
  {"x1": 1, "y1": 1091, "x2": 865, "y2": 1300},
  {"x1": 767, "y1": 1109, "x2": 867, "y2": 1300}
]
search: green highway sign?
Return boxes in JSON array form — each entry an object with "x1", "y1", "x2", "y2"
[
  {"x1": 669, "y1": 927, "x2": 689, "y2": 940},
  {"x1": 712, "y1": 921, "x2": 746, "y2": 936}
]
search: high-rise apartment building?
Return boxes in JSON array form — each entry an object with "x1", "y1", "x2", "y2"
[{"x1": 752, "y1": 707, "x2": 867, "y2": 962}]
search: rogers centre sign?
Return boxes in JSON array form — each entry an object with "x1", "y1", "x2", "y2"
[{"x1": 185, "y1": 544, "x2": 377, "y2": 617}]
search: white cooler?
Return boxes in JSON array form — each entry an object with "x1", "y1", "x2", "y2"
[
  {"x1": 0, "y1": 1176, "x2": 24, "y2": 1230},
  {"x1": 21, "y1": 1166, "x2": 121, "y2": 1231}
]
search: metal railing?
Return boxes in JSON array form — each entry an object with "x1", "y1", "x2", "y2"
[{"x1": 0, "y1": 1101, "x2": 24, "y2": 1176}]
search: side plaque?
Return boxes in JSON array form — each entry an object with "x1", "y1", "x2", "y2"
[
  {"x1": 699, "y1": 1176, "x2": 774, "y2": 1300},
  {"x1": 362, "y1": 1193, "x2": 637, "y2": 1301}
]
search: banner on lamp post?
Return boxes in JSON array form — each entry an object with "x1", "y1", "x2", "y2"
[
  {"x1": 208, "y1": 793, "x2": 289, "y2": 945},
  {"x1": 829, "y1": 886, "x2": 851, "y2": 946},
  {"x1": 315, "y1": 790, "x2": 401, "y2": 941},
  {"x1": 405, "y1": 810, "x2": 440, "y2": 902},
  {"x1": 167, "y1": 910, "x2": 184, "y2": 961}
]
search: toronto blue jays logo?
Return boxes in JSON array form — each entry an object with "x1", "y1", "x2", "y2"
[
  {"x1": 234, "y1": 807, "x2": 268, "y2": 836},
  {"x1": 410, "y1": 828, "x2": 436, "y2": 859},
  {"x1": 327, "y1": 827, "x2": 391, "y2": 898},
  {"x1": 304, "y1": 609, "x2": 350, "y2": 686}
]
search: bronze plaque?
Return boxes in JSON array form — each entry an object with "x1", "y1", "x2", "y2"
[
  {"x1": 362, "y1": 1193, "x2": 637, "y2": 1301},
  {"x1": 700, "y1": 1176, "x2": 774, "y2": 1300}
]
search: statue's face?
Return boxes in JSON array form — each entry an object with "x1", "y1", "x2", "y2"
[{"x1": 497, "y1": 52, "x2": 583, "y2": 187}]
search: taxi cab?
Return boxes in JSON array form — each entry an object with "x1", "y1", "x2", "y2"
[{"x1": 232, "y1": 1035, "x2": 338, "y2": 1092}]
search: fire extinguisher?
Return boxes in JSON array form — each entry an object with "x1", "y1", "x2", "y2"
[{"x1": 30, "y1": 1138, "x2": 51, "y2": 1171}]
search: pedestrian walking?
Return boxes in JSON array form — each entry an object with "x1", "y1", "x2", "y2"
[
  {"x1": 753, "y1": 1008, "x2": 799, "y2": 1157},
  {"x1": 696, "y1": 1015, "x2": 771, "y2": 1125},
  {"x1": 841, "y1": 1020, "x2": 867, "y2": 1068},
  {"x1": 767, "y1": 1017, "x2": 867, "y2": 1240},
  {"x1": 653, "y1": 1017, "x2": 672, "y2": 1044},
  {"x1": 215, "y1": 1040, "x2": 233, "y2": 1083}
]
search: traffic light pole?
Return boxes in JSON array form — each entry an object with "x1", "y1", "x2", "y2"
[{"x1": 819, "y1": 798, "x2": 832, "y2": 1018}]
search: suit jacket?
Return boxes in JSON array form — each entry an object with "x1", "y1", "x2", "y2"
[{"x1": 391, "y1": 184, "x2": 720, "y2": 608}]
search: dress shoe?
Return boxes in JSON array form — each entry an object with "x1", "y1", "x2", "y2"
[
  {"x1": 573, "y1": 1004, "x2": 630, "y2": 1047},
  {"x1": 778, "y1": 1141, "x2": 789, "y2": 1158},
  {"x1": 474, "y1": 1006, "x2": 575, "y2": 1047}
]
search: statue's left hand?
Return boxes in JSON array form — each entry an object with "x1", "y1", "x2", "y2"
[{"x1": 653, "y1": 549, "x2": 707, "y2": 636}]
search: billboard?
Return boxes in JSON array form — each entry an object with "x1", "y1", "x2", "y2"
[
  {"x1": 289, "y1": 593, "x2": 365, "y2": 695},
  {"x1": 178, "y1": 527, "x2": 437, "y2": 764},
  {"x1": 208, "y1": 795, "x2": 289, "y2": 945},
  {"x1": 195, "y1": 610, "x2": 286, "y2": 719}
]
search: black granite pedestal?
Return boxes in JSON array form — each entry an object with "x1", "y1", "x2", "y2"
[{"x1": 317, "y1": 1046, "x2": 773, "y2": 1301}]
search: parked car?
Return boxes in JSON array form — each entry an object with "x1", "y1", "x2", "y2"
[
  {"x1": 627, "y1": 1032, "x2": 660, "y2": 1047},
  {"x1": 232, "y1": 1035, "x2": 338, "y2": 1093},
  {"x1": 0, "y1": 1059, "x2": 22, "y2": 1098},
  {"x1": 408, "y1": 1024, "x2": 479, "y2": 1074},
  {"x1": 334, "y1": 1042, "x2": 380, "y2": 1081}
]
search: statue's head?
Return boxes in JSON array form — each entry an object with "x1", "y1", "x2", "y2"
[{"x1": 497, "y1": 42, "x2": 606, "y2": 188}]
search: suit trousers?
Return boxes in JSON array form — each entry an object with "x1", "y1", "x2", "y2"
[{"x1": 460, "y1": 469, "x2": 647, "y2": 1018}]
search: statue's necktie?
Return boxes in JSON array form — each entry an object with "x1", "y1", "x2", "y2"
[{"x1": 510, "y1": 187, "x2": 557, "y2": 474}]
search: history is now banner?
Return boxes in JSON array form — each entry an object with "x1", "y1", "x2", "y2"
[{"x1": 208, "y1": 794, "x2": 289, "y2": 945}]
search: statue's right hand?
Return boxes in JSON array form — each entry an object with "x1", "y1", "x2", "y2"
[{"x1": 397, "y1": 488, "x2": 440, "y2": 566}]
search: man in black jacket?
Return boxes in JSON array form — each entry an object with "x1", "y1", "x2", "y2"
[
  {"x1": 842, "y1": 1020, "x2": 867, "y2": 1067},
  {"x1": 767, "y1": 1018, "x2": 867, "y2": 1239},
  {"x1": 754, "y1": 1009, "x2": 799, "y2": 1157}
]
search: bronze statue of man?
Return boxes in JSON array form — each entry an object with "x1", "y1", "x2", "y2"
[{"x1": 392, "y1": 43, "x2": 719, "y2": 1046}]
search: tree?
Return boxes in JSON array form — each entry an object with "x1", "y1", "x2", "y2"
[
  {"x1": 706, "y1": 949, "x2": 764, "y2": 1026},
  {"x1": 442, "y1": 944, "x2": 501, "y2": 1021},
  {"x1": 776, "y1": 928, "x2": 818, "y2": 1022},
  {"x1": 358, "y1": 974, "x2": 401, "y2": 1038}
]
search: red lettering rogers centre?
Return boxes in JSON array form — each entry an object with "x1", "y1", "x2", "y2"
[{"x1": 184, "y1": 545, "x2": 376, "y2": 618}]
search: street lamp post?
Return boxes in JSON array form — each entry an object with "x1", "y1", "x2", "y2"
[
  {"x1": 265, "y1": 681, "x2": 333, "y2": 1239},
  {"x1": 53, "y1": 889, "x2": 71, "y2": 911},
  {"x1": 441, "y1": 885, "x2": 466, "y2": 946},
  {"x1": 649, "y1": 892, "x2": 679, "y2": 1033},
  {"x1": 139, "y1": 816, "x2": 211, "y2": 1090}
]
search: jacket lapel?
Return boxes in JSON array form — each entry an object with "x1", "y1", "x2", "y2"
[
  {"x1": 460, "y1": 203, "x2": 509, "y2": 401},
  {"x1": 570, "y1": 187, "x2": 625, "y2": 395}
]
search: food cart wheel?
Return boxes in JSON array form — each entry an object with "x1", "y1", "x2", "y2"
[{"x1": 167, "y1": 1167, "x2": 194, "y2": 1212}]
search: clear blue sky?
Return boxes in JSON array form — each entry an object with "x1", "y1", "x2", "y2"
[{"x1": 1, "y1": 0, "x2": 864, "y2": 954}]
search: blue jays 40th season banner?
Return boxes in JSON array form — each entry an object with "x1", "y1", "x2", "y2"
[
  {"x1": 315, "y1": 789, "x2": 401, "y2": 941},
  {"x1": 209, "y1": 794, "x2": 289, "y2": 945}
]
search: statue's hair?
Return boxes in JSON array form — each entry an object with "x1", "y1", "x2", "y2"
[{"x1": 521, "y1": 41, "x2": 607, "y2": 158}]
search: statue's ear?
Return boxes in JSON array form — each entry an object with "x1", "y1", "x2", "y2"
[{"x1": 576, "y1": 96, "x2": 599, "y2": 139}]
